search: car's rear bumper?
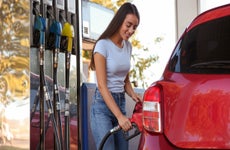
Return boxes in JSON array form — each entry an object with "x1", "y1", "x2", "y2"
[{"x1": 138, "y1": 130, "x2": 180, "y2": 150}]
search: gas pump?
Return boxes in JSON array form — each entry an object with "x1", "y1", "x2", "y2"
[
  {"x1": 32, "y1": 0, "x2": 62, "y2": 149},
  {"x1": 30, "y1": 0, "x2": 80, "y2": 149}
]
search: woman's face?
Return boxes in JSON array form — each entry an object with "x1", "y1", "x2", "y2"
[{"x1": 119, "y1": 14, "x2": 139, "y2": 40}]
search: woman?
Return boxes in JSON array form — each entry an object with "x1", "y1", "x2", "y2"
[{"x1": 89, "y1": 2, "x2": 142, "y2": 150}]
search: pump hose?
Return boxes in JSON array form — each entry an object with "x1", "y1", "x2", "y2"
[
  {"x1": 36, "y1": 47, "x2": 61, "y2": 150},
  {"x1": 98, "y1": 125, "x2": 121, "y2": 150},
  {"x1": 98, "y1": 122, "x2": 141, "y2": 150}
]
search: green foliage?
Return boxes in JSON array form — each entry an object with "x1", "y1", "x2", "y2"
[
  {"x1": 82, "y1": 50, "x2": 92, "y2": 60},
  {"x1": 130, "y1": 48, "x2": 159, "y2": 88}
]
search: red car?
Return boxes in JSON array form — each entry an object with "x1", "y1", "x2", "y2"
[{"x1": 138, "y1": 4, "x2": 230, "y2": 150}]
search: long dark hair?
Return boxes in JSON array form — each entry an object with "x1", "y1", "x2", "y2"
[{"x1": 89, "y1": 2, "x2": 140, "y2": 70}]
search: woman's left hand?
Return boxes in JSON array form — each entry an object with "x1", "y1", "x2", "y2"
[{"x1": 131, "y1": 93, "x2": 142, "y2": 103}]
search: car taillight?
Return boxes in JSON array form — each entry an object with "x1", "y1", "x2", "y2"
[{"x1": 142, "y1": 84, "x2": 162, "y2": 133}]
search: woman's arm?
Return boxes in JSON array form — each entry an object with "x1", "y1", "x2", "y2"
[
  {"x1": 94, "y1": 53, "x2": 132, "y2": 131},
  {"x1": 124, "y1": 74, "x2": 142, "y2": 102}
]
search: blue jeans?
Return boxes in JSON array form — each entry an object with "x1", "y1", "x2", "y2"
[{"x1": 90, "y1": 88, "x2": 128, "y2": 150}]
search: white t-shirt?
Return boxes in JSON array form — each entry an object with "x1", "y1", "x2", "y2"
[{"x1": 94, "y1": 38, "x2": 132, "y2": 93}]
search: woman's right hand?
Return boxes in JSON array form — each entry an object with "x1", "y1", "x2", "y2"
[{"x1": 117, "y1": 115, "x2": 132, "y2": 132}]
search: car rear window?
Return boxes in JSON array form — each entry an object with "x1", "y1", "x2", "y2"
[{"x1": 169, "y1": 15, "x2": 230, "y2": 74}]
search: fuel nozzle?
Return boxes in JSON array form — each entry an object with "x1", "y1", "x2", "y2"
[
  {"x1": 60, "y1": 22, "x2": 74, "y2": 53},
  {"x1": 99, "y1": 102, "x2": 143, "y2": 150},
  {"x1": 33, "y1": 15, "x2": 46, "y2": 47},
  {"x1": 47, "y1": 21, "x2": 62, "y2": 50}
]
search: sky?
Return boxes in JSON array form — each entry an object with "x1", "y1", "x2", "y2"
[
  {"x1": 132, "y1": 0, "x2": 176, "y2": 86},
  {"x1": 200, "y1": 0, "x2": 230, "y2": 12},
  {"x1": 131, "y1": 0, "x2": 230, "y2": 87}
]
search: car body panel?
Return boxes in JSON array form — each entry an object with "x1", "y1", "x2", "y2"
[
  {"x1": 30, "y1": 112, "x2": 78, "y2": 150},
  {"x1": 138, "y1": 130, "x2": 176, "y2": 150},
  {"x1": 162, "y1": 71, "x2": 230, "y2": 148}
]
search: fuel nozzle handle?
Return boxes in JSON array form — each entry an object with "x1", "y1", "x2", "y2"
[
  {"x1": 110, "y1": 122, "x2": 140, "y2": 141},
  {"x1": 124, "y1": 122, "x2": 141, "y2": 141},
  {"x1": 34, "y1": 15, "x2": 46, "y2": 46},
  {"x1": 49, "y1": 21, "x2": 62, "y2": 49},
  {"x1": 61, "y1": 22, "x2": 74, "y2": 53}
]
